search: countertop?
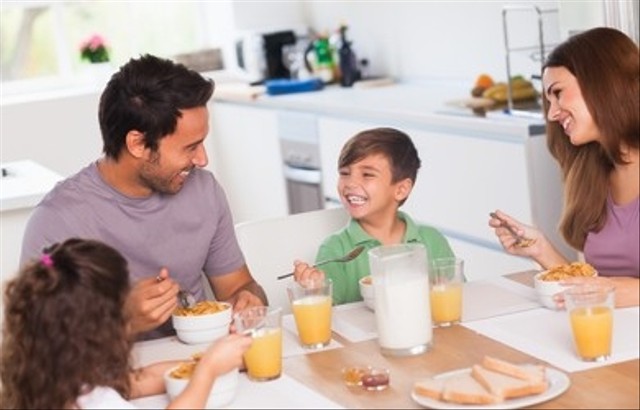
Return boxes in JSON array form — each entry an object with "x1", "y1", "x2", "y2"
[
  {"x1": 211, "y1": 79, "x2": 546, "y2": 139},
  {"x1": 0, "y1": 160, "x2": 63, "y2": 212}
]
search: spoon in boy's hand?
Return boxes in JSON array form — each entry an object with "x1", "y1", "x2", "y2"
[
  {"x1": 489, "y1": 212, "x2": 536, "y2": 248},
  {"x1": 277, "y1": 245, "x2": 365, "y2": 280}
]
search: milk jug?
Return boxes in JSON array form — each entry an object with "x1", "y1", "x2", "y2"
[{"x1": 368, "y1": 244, "x2": 432, "y2": 356}]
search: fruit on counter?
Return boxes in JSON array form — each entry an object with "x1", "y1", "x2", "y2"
[
  {"x1": 471, "y1": 73, "x2": 495, "y2": 97},
  {"x1": 482, "y1": 76, "x2": 537, "y2": 102},
  {"x1": 475, "y1": 74, "x2": 495, "y2": 89}
]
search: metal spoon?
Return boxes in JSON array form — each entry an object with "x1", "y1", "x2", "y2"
[
  {"x1": 277, "y1": 245, "x2": 365, "y2": 280},
  {"x1": 156, "y1": 275, "x2": 196, "y2": 308},
  {"x1": 489, "y1": 212, "x2": 536, "y2": 248},
  {"x1": 177, "y1": 290, "x2": 196, "y2": 309}
]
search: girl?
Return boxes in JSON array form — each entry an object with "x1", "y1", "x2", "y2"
[{"x1": 1, "y1": 238, "x2": 251, "y2": 409}]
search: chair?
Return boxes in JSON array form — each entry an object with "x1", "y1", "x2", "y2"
[{"x1": 235, "y1": 207, "x2": 350, "y2": 314}]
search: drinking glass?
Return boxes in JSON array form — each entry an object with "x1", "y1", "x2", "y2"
[
  {"x1": 287, "y1": 278, "x2": 333, "y2": 349},
  {"x1": 564, "y1": 284, "x2": 614, "y2": 362},
  {"x1": 429, "y1": 257, "x2": 464, "y2": 327},
  {"x1": 233, "y1": 306, "x2": 283, "y2": 381}
]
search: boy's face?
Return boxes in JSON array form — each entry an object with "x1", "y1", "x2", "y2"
[{"x1": 338, "y1": 153, "x2": 411, "y2": 220}]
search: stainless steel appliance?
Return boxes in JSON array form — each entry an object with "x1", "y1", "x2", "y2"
[{"x1": 278, "y1": 112, "x2": 324, "y2": 214}]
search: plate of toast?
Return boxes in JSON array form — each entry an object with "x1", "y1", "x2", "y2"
[{"x1": 411, "y1": 356, "x2": 570, "y2": 409}]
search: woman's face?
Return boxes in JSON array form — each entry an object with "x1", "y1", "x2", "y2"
[{"x1": 543, "y1": 66, "x2": 600, "y2": 145}]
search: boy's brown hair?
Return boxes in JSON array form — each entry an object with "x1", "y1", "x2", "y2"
[{"x1": 338, "y1": 127, "x2": 421, "y2": 206}]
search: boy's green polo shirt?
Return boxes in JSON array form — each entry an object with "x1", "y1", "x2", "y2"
[{"x1": 316, "y1": 211, "x2": 454, "y2": 305}]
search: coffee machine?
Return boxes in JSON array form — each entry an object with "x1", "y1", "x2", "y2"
[{"x1": 236, "y1": 30, "x2": 298, "y2": 84}]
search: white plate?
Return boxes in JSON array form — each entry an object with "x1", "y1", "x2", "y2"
[{"x1": 411, "y1": 367, "x2": 570, "y2": 409}]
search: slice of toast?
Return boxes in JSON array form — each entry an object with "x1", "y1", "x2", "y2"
[
  {"x1": 471, "y1": 364, "x2": 548, "y2": 401},
  {"x1": 413, "y1": 377, "x2": 446, "y2": 401},
  {"x1": 442, "y1": 373, "x2": 500, "y2": 405},
  {"x1": 482, "y1": 355, "x2": 546, "y2": 383}
]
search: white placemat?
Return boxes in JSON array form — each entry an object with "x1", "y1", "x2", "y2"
[
  {"x1": 331, "y1": 302, "x2": 378, "y2": 342},
  {"x1": 462, "y1": 306, "x2": 640, "y2": 372},
  {"x1": 132, "y1": 336, "x2": 206, "y2": 367},
  {"x1": 329, "y1": 276, "x2": 541, "y2": 343},
  {"x1": 282, "y1": 313, "x2": 343, "y2": 357},
  {"x1": 130, "y1": 372, "x2": 344, "y2": 409},
  {"x1": 462, "y1": 276, "x2": 541, "y2": 322}
]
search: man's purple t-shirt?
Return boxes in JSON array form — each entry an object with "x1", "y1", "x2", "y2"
[
  {"x1": 584, "y1": 195, "x2": 639, "y2": 278},
  {"x1": 20, "y1": 162, "x2": 245, "y2": 340}
]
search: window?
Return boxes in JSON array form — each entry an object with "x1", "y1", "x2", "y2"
[{"x1": 1, "y1": 1, "x2": 230, "y2": 94}]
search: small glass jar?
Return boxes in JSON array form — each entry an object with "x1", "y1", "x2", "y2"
[{"x1": 342, "y1": 365, "x2": 390, "y2": 391}]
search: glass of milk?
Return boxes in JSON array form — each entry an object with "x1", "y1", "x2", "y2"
[{"x1": 368, "y1": 244, "x2": 432, "y2": 356}]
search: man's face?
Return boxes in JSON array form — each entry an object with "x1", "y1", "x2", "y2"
[{"x1": 139, "y1": 106, "x2": 209, "y2": 195}]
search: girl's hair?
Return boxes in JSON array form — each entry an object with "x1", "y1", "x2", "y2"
[
  {"x1": 1, "y1": 238, "x2": 133, "y2": 409},
  {"x1": 338, "y1": 127, "x2": 421, "y2": 206},
  {"x1": 99, "y1": 54, "x2": 214, "y2": 159},
  {"x1": 542, "y1": 27, "x2": 639, "y2": 249}
]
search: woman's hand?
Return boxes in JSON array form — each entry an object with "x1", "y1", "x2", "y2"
[
  {"x1": 488, "y1": 210, "x2": 567, "y2": 269},
  {"x1": 553, "y1": 276, "x2": 640, "y2": 309}
]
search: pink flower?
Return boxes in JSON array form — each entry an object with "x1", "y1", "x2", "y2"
[{"x1": 80, "y1": 34, "x2": 110, "y2": 63}]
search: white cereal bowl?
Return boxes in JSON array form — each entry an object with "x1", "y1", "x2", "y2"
[
  {"x1": 164, "y1": 366, "x2": 239, "y2": 408},
  {"x1": 359, "y1": 276, "x2": 375, "y2": 311},
  {"x1": 533, "y1": 272, "x2": 565, "y2": 310},
  {"x1": 534, "y1": 265, "x2": 598, "y2": 310},
  {"x1": 172, "y1": 302, "x2": 232, "y2": 344}
]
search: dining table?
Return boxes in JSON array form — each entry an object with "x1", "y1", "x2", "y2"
[{"x1": 131, "y1": 270, "x2": 639, "y2": 409}]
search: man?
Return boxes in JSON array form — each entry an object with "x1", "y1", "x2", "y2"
[{"x1": 20, "y1": 54, "x2": 267, "y2": 340}]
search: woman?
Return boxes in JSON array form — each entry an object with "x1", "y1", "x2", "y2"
[{"x1": 489, "y1": 27, "x2": 639, "y2": 308}]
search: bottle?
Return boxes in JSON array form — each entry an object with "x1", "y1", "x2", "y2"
[
  {"x1": 313, "y1": 35, "x2": 335, "y2": 83},
  {"x1": 337, "y1": 25, "x2": 360, "y2": 87}
]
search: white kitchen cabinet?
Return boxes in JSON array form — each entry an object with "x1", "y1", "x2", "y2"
[
  {"x1": 317, "y1": 116, "x2": 553, "y2": 280},
  {"x1": 209, "y1": 102, "x2": 288, "y2": 224}
]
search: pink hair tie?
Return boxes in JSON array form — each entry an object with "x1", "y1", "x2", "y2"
[{"x1": 41, "y1": 254, "x2": 54, "y2": 268}]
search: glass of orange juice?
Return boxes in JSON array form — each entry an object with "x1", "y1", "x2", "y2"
[
  {"x1": 287, "y1": 278, "x2": 333, "y2": 349},
  {"x1": 564, "y1": 284, "x2": 614, "y2": 362},
  {"x1": 233, "y1": 306, "x2": 282, "y2": 381},
  {"x1": 429, "y1": 257, "x2": 464, "y2": 327}
]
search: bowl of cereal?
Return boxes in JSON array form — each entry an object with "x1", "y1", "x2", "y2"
[
  {"x1": 359, "y1": 276, "x2": 375, "y2": 311},
  {"x1": 172, "y1": 300, "x2": 232, "y2": 344},
  {"x1": 164, "y1": 356, "x2": 239, "y2": 408},
  {"x1": 534, "y1": 262, "x2": 597, "y2": 309}
]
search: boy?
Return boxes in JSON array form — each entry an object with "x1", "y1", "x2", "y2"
[{"x1": 294, "y1": 127, "x2": 454, "y2": 304}]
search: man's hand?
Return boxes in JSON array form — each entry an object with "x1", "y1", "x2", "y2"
[{"x1": 125, "y1": 267, "x2": 179, "y2": 335}]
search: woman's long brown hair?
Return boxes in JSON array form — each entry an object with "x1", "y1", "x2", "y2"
[
  {"x1": 543, "y1": 27, "x2": 639, "y2": 249},
  {"x1": 1, "y1": 238, "x2": 133, "y2": 409}
]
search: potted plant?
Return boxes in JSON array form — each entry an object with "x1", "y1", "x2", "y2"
[{"x1": 80, "y1": 34, "x2": 110, "y2": 63}]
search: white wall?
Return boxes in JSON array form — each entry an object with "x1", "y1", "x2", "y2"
[
  {"x1": 1, "y1": 91, "x2": 103, "y2": 177},
  {"x1": 302, "y1": 1, "x2": 563, "y2": 83}
]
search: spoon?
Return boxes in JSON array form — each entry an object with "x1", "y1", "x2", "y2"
[
  {"x1": 489, "y1": 212, "x2": 536, "y2": 248},
  {"x1": 156, "y1": 275, "x2": 196, "y2": 308},
  {"x1": 177, "y1": 290, "x2": 197, "y2": 309},
  {"x1": 277, "y1": 245, "x2": 365, "y2": 280}
]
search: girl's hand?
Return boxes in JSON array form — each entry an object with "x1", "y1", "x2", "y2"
[{"x1": 197, "y1": 334, "x2": 252, "y2": 379}]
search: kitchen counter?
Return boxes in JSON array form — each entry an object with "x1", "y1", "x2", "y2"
[
  {"x1": 212, "y1": 80, "x2": 545, "y2": 141},
  {"x1": 0, "y1": 160, "x2": 63, "y2": 212}
]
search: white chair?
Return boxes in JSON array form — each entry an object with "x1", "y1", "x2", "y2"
[{"x1": 235, "y1": 207, "x2": 350, "y2": 313}]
